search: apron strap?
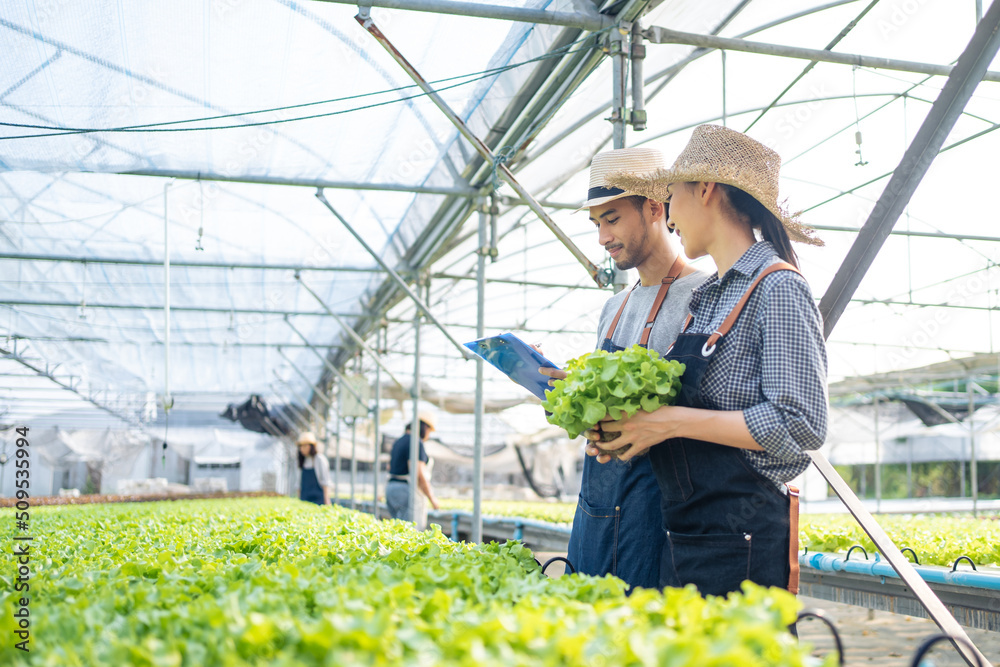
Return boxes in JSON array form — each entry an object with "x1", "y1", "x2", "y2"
[
  {"x1": 704, "y1": 261, "x2": 800, "y2": 350},
  {"x1": 603, "y1": 279, "x2": 641, "y2": 348},
  {"x1": 786, "y1": 484, "x2": 800, "y2": 595},
  {"x1": 639, "y1": 255, "x2": 687, "y2": 347}
]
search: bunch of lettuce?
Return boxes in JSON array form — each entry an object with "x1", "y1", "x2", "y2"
[{"x1": 542, "y1": 344, "x2": 685, "y2": 439}]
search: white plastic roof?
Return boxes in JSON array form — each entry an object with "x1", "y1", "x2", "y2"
[{"x1": 3, "y1": 0, "x2": 1000, "y2": 430}]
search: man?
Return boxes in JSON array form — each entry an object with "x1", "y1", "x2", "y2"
[
  {"x1": 386, "y1": 412, "x2": 440, "y2": 529},
  {"x1": 540, "y1": 146, "x2": 708, "y2": 589}
]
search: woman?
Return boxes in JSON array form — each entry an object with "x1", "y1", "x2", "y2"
[
  {"x1": 600, "y1": 124, "x2": 828, "y2": 597},
  {"x1": 297, "y1": 431, "x2": 332, "y2": 506}
]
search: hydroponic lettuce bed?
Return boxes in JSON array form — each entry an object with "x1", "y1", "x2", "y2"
[
  {"x1": 436, "y1": 500, "x2": 1000, "y2": 567},
  {"x1": 0, "y1": 498, "x2": 824, "y2": 666}
]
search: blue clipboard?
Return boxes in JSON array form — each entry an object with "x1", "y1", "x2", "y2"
[{"x1": 464, "y1": 333, "x2": 560, "y2": 400}]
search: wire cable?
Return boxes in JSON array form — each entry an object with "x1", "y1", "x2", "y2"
[{"x1": 0, "y1": 32, "x2": 607, "y2": 141}]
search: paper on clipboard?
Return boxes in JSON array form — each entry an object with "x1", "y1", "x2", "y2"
[{"x1": 463, "y1": 333, "x2": 560, "y2": 400}]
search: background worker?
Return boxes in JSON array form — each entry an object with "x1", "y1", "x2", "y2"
[
  {"x1": 602, "y1": 124, "x2": 828, "y2": 596},
  {"x1": 540, "y1": 147, "x2": 707, "y2": 589},
  {"x1": 386, "y1": 412, "x2": 440, "y2": 529},
  {"x1": 296, "y1": 431, "x2": 332, "y2": 506}
]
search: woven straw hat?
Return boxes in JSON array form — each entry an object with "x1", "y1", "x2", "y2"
[
  {"x1": 416, "y1": 411, "x2": 437, "y2": 432},
  {"x1": 606, "y1": 125, "x2": 822, "y2": 246},
  {"x1": 296, "y1": 431, "x2": 318, "y2": 446},
  {"x1": 579, "y1": 146, "x2": 665, "y2": 209}
]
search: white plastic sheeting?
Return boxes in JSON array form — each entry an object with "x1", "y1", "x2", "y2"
[{"x1": 2, "y1": 0, "x2": 1000, "y2": 431}]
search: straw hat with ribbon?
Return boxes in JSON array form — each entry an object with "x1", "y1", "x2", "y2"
[
  {"x1": 605, "y1": 124, "x2": 822, "y2": 246},
  {"x1": 579, "y1": 146, "x2": 665, "y2": 209}
]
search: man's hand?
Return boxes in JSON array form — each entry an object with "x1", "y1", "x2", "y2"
[{"x1": 538, "y1": 366, "x2": 567, "y2": 386}]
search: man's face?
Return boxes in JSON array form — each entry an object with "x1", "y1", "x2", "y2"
[{"x1": 589, "y1": 198, "x2": 651, "y2": 271}]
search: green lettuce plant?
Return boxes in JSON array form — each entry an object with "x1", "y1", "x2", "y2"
[{"x1": 541, "y1": 344, "x2": 685, "y2": 444}]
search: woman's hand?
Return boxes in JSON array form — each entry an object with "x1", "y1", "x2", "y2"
[{"x1": 588, "y1": 406, "x2": 690, "y2": 463}]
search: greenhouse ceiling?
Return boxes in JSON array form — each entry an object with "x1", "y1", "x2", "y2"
[{"x1": 3, "y1": 0, "x2": 1000, "y2": 431}]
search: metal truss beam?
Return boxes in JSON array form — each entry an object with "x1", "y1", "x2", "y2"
[
  {"x1": 0, "y1": 252, "x2": 384, "y2": 274},
  {"x1": 314, "y1": 0, "x2": 612, "y2": 31},
  {"x1": 121, "y1": 169, "x2": 476, "y2": 197},
  {"x1": 643, "y1": 26, "x2": 1000, "y2": 83}
]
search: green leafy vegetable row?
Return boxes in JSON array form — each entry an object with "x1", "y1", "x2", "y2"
[
  {"x1": 541, "y1": 345, "x2": 685, "y2": 438},
  {"x1": 0, "y1": 498, "x2": 820, "y2": 666},
  {"x1": 435, "y1": 500, "x2": 1000, "y2": 568}
]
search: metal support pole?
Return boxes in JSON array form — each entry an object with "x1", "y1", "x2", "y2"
[
  {"x1": 721, "y1": 50, "x2": 727, "y2": 127},
  {"x1": 630, "y1": 22, "x2": 646, "y2": 132},
  {"x1": 333, "y1": 393, "x2": 341, "y2": 502},
  {"x1": 409, "y1": 279, "x2": 423, "y2": 527},
  {"x1": 162, "y1": 182, "x2": 173, "y2": 415},
  {"x1": 610, "y1": 28, "x2": 628, "y2": 148},
  {"x1": 314, "y1": 0, "x2": 612, "y2": 31},
  {"x1": 296, "y1": 275, "x2": 406, "y2": 391},
  {"x1": 275, "y1": 348, "x2": 334, "y2": 409},
  {"x1": 969, "y1": 381, "x2": 979, "y2": 516},
  {"x1": 373, "y1": 327, "x2": 383, "y2": 520},
  {"x1": 352, "y1": 14, "x2": 607, "y2": 287},
  {"x1": 643, "y1": 26, "x2": 1000, "y2": 84},
  {"x1": 350, "y1": 417, "x2": 357, "y2": 511},
  {"x1": 805, "y1": 7, "x2": 1000, "y2": 661},
  {"x1": 282, "y1": 321, "x2": 368, "y2": 407},
  {"x1": 874, "y1": 396, "x2": 881, "y2": 513},
  {"x1": 315, "y1": 191, "x2": 477, "y2": 359},
  {"x1": 473, "y1": 202, "x2": 488, "y2": 543}
]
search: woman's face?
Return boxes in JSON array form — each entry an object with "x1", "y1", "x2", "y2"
[
  {"x1": 298, "y1": 442, "x2": 312, "y2": 456},
  {"x1": 665, "y1": 182, "x2": 708, "y2": 260}
]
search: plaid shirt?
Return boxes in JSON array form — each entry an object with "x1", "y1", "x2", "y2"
[{"x1": 686, "y1": 241, "x2": 828, "y2": 489}]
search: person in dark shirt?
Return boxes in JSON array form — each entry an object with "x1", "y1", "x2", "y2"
[{"x1": 386, "y1": 412, "x2": 440, "y2": 528}]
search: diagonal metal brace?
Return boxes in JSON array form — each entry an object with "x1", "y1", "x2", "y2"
[
  {"x1": 281, "y1": 321, "x2": 369, "y2": 409},
  {"x1": 354, "y1": 13, "x2": 607, "y2": 287},
  {"x1": 315, "y1": 189, "x2": 475, "y2": 361},
  {"x1": 275, "y1": 347, "x2": 334, "y2": 409},
  {"x1": 295, "y1": 274, "x2": 406, "y2": 391}
]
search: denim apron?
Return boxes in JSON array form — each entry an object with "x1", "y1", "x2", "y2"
[
  {"x1": 300, "y1": 464, "x2": 325, "y2": 505},
  {"x1": 651, "y1": 262, "x2": 799, "y2": 596},
  {"x1": 567, "y1": 257, "x2": 685, "y2": 589}
]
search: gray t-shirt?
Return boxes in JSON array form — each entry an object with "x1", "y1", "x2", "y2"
[{"x1": 597, "y1": 271, "x2": 710, "y2": 353}]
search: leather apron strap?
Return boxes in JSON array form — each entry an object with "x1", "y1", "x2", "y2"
[
  {"x1": 702, "y1": 261, "x2": 800, "y2": 351},
  {"x1": 604, "y1": 255, "x2": 687, "y2": 349},
  {"x1": 639, "y1": 256, "x2": 687, "y2": 348},
  {"x1": 787, "y1": 484, "x2": 800, "y2": 594}
]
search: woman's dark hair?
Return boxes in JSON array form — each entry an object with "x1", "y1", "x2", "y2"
[
  {"x1": 297, "y1": 442, "x2": 317, "y2": 468},
  {"x1": 719, "y1": 183, "x2": 799, "y2": 268},
  {"x1": 405, "y1": 421, "x2": 432, "y2": 439}
]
